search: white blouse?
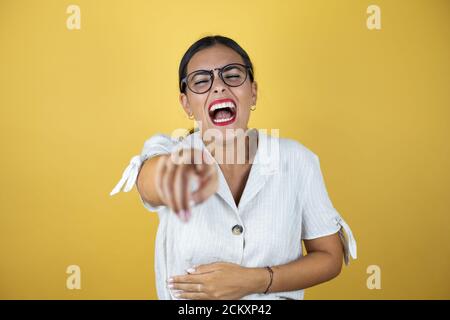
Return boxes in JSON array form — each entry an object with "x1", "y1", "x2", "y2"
[{"x1": 110, "y1": 129, "x2": 357, "y2": 300}]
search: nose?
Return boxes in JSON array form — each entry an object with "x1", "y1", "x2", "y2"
[{"x1": 211, "y1": 70, "x2": 227, "y2": 93}]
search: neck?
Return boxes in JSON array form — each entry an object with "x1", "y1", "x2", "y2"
[{"x1": 203, "y1": 128, "x2": 259, "y2": 169}]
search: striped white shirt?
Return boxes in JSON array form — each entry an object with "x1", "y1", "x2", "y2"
[{"x1": 110, "y1": 129, "x2": 357, "y2": 300}]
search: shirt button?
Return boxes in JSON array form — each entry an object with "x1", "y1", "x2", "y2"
[{"x1": 232, "y1": 224, "x2": 243, "y2": 235}]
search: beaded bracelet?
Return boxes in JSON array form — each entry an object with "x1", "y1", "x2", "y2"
[{"x1": 263, "y1": 266, "x2": 274, "y2": 294}]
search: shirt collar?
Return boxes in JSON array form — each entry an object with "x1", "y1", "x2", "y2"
[{"x1": 183, "y1": 128, "x2": 278, "y2": 212}]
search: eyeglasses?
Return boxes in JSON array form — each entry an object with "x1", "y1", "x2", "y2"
[{"x1": 181, "y1": 63, "x2": 253, "y2": 94}]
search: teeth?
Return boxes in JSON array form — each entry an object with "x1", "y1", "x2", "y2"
[
  {"x1": 210, "y1": 101, "x2": 236, "y2": 112},
  {"x1": 213, "y1": 116, "x2": 234, "y2": 123}
]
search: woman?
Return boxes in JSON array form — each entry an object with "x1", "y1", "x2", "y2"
[{"x1": 110, "y1": 35, "x2": 357, "y2": 300}]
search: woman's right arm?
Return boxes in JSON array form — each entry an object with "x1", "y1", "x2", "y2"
[
  {"x1": 136, "y1": 155, "x2": 168, "y2": 208},
  {"x1": 136, "y1": 150, "x2": 218, "y2": 222}
]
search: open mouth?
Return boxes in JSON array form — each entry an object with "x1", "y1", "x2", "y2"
[{"x1": 208, "y1": 98, "x2": 237, "y2": 126}]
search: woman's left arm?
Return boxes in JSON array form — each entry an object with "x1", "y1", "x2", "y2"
[{"x1": 168, "y1": 232, "x2": 344, "y2": 300}]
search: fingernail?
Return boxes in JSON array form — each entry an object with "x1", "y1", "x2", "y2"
[
  {"x1": 186, "y1": 267, "x2": 196, "y2": 273},
  {"x1": 185, "y1": 210, "x2": 191, "y2": 221},
  {"x1": 189, "y1": 199, "x2": 196, "y2": 207},
  {"x1": 167, "y1": 278, "x2": 173, "y2": 283},
  {"x1": 168, "y1": 284, "x2": 174, "y2": 289},
  {"x1": 178, "y1": 210, "x2": 186, "y2": 222}
]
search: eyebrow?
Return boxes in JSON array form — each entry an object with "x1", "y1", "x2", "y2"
[{"x1": 188, "y1": 62, "x2": 243, "y2": 74}]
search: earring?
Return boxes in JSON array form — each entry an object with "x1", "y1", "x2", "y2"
[
  {"x1": 188, "y1": 112, "x2": 194, "y2": 120},
  {"x1": 250, "y1": 104, "x2": 256, "y2": 111}
]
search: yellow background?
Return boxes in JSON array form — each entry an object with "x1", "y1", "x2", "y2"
[{"x1": 1, "y1": 0, "x2": 449, "y2": 299}]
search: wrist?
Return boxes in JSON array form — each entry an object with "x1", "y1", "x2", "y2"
[{"x1": 245, "y1": 267, "x2": 271, "y2": 295}]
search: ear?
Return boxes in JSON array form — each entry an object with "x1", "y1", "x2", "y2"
[
  {"x1": 251, "y1": 81, "x2": 258, "y2": 105},
  {"x1": 179, "y1": 93, "x2": 191, "y2": 117}
]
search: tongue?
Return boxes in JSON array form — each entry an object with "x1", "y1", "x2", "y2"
[{"x1": 214, "y1": 109, "x2": 232, "y2": 120}]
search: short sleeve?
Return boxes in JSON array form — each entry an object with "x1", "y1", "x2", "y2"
[
  {"x1": 109, "y1": 133, "x2": 179, "y2": 212},
  {"x1": 301, "y1": 153, "x2": 357, "y2": 265}
]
